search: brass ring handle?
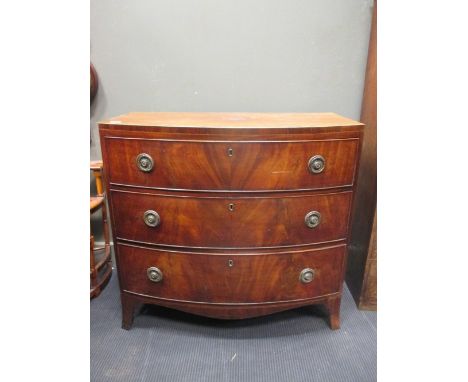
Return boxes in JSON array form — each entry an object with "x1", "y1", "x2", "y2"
[
  {"x1": 304, "y1": 211, "x2": 321, "y2": 228},
  {"x1": 147, "y1": 267, "x2": 163, "y2": 283},
  {"x1": 308, "y1": 155, "x2": 325, "y2": 174},
  {"x1": 136, "y1": 153, "x2": 154, "y2": 172},
  {"x1": 143, "y1": 210, "x2": 160, "y2": 227},
  {"x1": 300, "y1": 268, "x2": 315, "y2": 283}
]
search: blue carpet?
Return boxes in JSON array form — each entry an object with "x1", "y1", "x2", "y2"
[{"x1": 91, "y1": 270, "x2": 376, "y2": 381}]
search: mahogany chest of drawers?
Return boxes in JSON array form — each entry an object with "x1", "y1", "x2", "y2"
[{"x1": 99, "y1": 112, "x2": 364, "y2": 330}]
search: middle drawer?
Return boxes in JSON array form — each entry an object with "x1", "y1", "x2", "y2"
[{"x1": 111, "y1": 190, "x2": 352, "y2": 248}]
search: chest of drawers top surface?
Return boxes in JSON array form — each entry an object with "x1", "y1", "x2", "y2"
[
  {"x1": 99, "y1": 112, "x2": 363, "y2": 129},
  {"x1": 99, "y1": 112, "x2": 363, "y2": 329}
]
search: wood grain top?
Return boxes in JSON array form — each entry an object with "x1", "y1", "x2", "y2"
[{"x1": 99, "y1": 112, "x2": 363, "y2": 128}]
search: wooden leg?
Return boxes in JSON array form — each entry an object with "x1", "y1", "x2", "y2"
[
  {"x1": 325, "y1": 295, "x2": 341, "y2": 330},
  {"x1": 121, "y1": 293, "x2": 137, "y2": 330}
]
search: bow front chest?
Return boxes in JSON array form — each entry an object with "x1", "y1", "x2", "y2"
[{"x1": 99, "y1": 112, "x2": 363, "y2": 330}]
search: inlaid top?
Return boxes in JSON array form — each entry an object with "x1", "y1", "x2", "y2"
[{"x1": 99, "y1": 112, "x2": 363, "y2": 129}]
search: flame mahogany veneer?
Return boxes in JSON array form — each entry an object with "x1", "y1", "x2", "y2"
[{"x1": 99, "y1": 112, "x2": 364, "y2": 330}]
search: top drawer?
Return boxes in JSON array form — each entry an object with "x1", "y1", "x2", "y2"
[{"x1": 103, "y1": 137, "x2": 359, "y2": 191}]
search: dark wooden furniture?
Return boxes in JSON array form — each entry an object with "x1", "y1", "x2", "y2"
[
  {"x1": 90, "y1": 160, "x2": 112, "y2": 298},
  {"x1": 90, "y1": 63, "x2": 98, "y2": 103},
  {"x1": 99, "y1": 113, "x2": 363, "y2": 329},
  {"x1": 346, "y1": 1, "x2": 377, "y2": 310}
]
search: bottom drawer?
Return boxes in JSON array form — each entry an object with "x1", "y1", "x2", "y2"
[{"x1": 117, "y1": 244, "x2": 346, "y2": 303}]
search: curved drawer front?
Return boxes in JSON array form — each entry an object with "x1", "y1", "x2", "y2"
[
  {"x1": 230, "y1": 192, "x2": 351, "y2": 247},
  {"x1": 104, "y1": 138, "x2": 231, "y2": 190},
  {"x1": 111, "y1": 191, "x2": 230, "y2": 247},
  {"x1": 111, "y1": 190, "x2": 352, "y2": 248},
  {"x1": 118, "y1": 244, "x2": 346, "y2": 303},
  {"x1": 230, "y1": 140, "x2": 358, "y2": 190},
  {"x1": 104, "y1": 138, "x2": 358, "y2": 191}
]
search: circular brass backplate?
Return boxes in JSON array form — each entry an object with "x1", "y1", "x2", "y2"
[
  {"x1": 300, "y1": 268, "x2": 315, "y2": 283},
  {"x1": 308, "y1": 155, "x2": 325, "y2": 174},
  {"x1": 143, "y1": 210, "x2": 160, "y2": 227},
  {"x1": 147, "y1": 267, "x2": 163, "y2": 283},
  {"x1": 304, "y1": 211, "x2": 321, "y2": 228},
  {"x1": 136, "y1": 153, "x2": 154, "y2": 172}
]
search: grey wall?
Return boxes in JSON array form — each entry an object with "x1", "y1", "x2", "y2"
[{"x1": 91, "y1": 0, "x2": 373, "y2": 159}]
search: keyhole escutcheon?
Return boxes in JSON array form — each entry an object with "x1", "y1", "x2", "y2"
[
  {"x1": 228, "y1": 203, "x2": 234, "y2": 211},
  {"x1": 228, "y1": 147, "x2": 233, "y2": 157},
  {"x1": 228, "y1": 259, "x2": 234, "y2": 267}
]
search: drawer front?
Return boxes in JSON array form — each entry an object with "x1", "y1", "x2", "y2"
[
  {"x1": 111, "y1": 190, "x2": 352, "y2": 248},
  {"x1": 111, "y1": 191, "x2": 231, "y2": 247},
  {"x1": 104, "y1": 138, "x2": 231, "y2": 190},
  {"x1": 230, "y1": 140, "x2": 359, "y2": 190},
  {"x1": 230, "y1": 192, "x2": 352, "y2": 247},
  {"x1": 118, "y1": 244, "x2": 346, "y2": 303},
  {"x1": 104, "y1": 138, "x2": 358, "y2": 191}
]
